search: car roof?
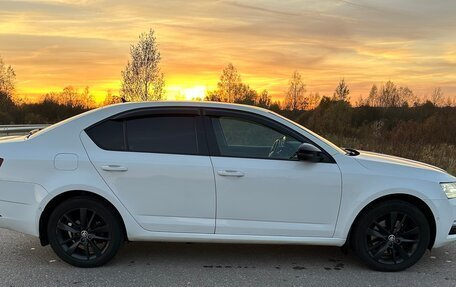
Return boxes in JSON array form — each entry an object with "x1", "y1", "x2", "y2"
[
  {"x1": 27, "y1": 101, "x2": 274, "y2": 140},
  {"x1": 103, "y1": 101, "x2": 272, "y2": 115}
]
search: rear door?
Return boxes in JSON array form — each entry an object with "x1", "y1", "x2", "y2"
[{"x1": 81, "y1": 108, "x2": 216, "y2": 234}]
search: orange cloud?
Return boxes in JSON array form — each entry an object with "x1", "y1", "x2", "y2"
[{"x1": 1, "y1": 0, "x2": 455, "y2": 103}]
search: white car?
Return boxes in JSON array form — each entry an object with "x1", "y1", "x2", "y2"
[{"x1": 0, "y1": 102, "x2": 455, "y2": 271}]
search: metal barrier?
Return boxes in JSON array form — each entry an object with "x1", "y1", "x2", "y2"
[{"x1": 0, "y1": 124, "x2": 50, "y2": 136}]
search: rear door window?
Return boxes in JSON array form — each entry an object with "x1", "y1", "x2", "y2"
[{"x1": 126, "y1": 116, "x2": 199, "y2": 155}]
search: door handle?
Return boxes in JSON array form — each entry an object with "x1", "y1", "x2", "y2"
[
  {"x1": 217, "y1": 170, "x2": 245, "y2": 177},
  {"x1": 101, "y1": 165, "x2": 128, "y2": 172}
]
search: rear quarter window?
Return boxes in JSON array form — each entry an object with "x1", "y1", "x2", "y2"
[{"x1": 86, "y1": 120, "x2": 125, "y2": 151}]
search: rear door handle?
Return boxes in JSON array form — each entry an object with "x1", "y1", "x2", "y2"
[
  {"x1": 101, "y1": 165, "x2": 128, "y2": 172},
  {"x1": 217, "y1": 170, "x2": 245, "y2": 177}
]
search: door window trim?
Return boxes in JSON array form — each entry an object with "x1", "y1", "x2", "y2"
[
  {"x1": 84, "y1": 107, "x2": 209, "y2": 156},
  {"x1": 202, "y1": 108, "x2": 336, "y2": 163}
]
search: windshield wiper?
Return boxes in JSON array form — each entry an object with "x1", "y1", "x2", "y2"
[
  {"x1": 26, "y1": 128, "x2": 42, "y2": 139},
  {"x1": 344, "y1": 148, "x2": 360, "y2": 156}
]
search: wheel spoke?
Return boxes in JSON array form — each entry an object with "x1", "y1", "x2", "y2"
[
  {"x1": 66, "y1": 240, "x2": 81, "y2": 255},
  {"x1": 392, "y1": 245, "x2": 397, "y2": 264},
  {"x1": 91, "y1": 235, "x2": 111, "y2": 241},
  {"x1": 80, "y1": 208, "x2": 88, "y2": 229},
  {"x1": 87, "y1": 211, "x2": 96, "y2": 230},
  {"x1": 399, "y1": 226, "x2": 419, "y2": 238},
  {"x1": 60, "y1": 237, "x2": 79, "y2": 245},
  {"x1": 373, "y1": 243, "x2": 390, "y2": 260},
  {"x1": 367, "y1": 228, "x2": 387, "y2": 239},
  {"x1": 395, "y1": 244, "x2": 410, "y2": 260},
  {"x1": 85, "y1": 242, "x2": 90, "y2": 260},
  {"x1": 399, "y1": 214, "x2": 408, "y2": 227},
  {"x1": 397, "y1": 237, "x2": 419, "y2": 243},
  {"x1": 91, "y1": 224, "x2": 109, "y2": 233},
  {"x1": 372, "y1": 221, "x2": 389, "y2": 236},
  {"x1": 63, "y1": 214, "x2": 79, "y2": 229},
  {"x1": 89, "y1": 240, "x2": 102, "y2": 256},
  {"x1": 389, "y1": 212, "x2": 398, "y2": 233},
  {"x1": 368, "y1": 241, "x2": 384, "y2": 251},
  {"x1": 57, "y1": 222, "x2": 79, "y2": 234}
]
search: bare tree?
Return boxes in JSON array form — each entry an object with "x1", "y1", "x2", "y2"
[
  {"x1": 397, "y1": 86, "x2": 415, "y2": 107},
  {"x1": 366, "y1": 82, "x2": 413, "y2": 107},
  {"x1": 333, "y1": 78, "x2": 350, "y2": 101},
  {"x1": 235, "y1": 83, "x2": 257, "y2": 105},
  {"x1": 307, "y1": 92, "x2": 321, "y2": 109},
  {"x1": 430, "y1": 87, "x2": 444, "y2": 106},
  {"x1": 103, "y1": 89, "x2": 122, "y2": 106},
  {"x1": 42, "y1": 86, "x2": 95, "y2": 108},
  {"x1": 378, "y1": 81, "x2": 398, "y2": 107},
  {"x1": 61, "y1": 86, "x2": 79, "y2": 107},
  {"x1": 366, "y1": 84, "x2": 378, "y2": 106},
  {"x1": 375, "y1": 81, "x2": 412, "y2": 107},
  {"x1": 78, "y1": 86, "x2": 95, "y2": 108},
  {"x1": 205, "y1": 90, "x2": 222, "y2": 102},
  {"x1": 256, "y1": 90, "x2": 271, "y2": 108},
  {"x1": 284, "y1": 71, "x2": 307, "y2": 111},
  {"x1": 206, "y1": 63, "x2": 258, "y2": 104},
  {"x1": 216, "y1": 63, "x2": 242, "y2": 103},
  {"x1": 121, "y1": 29, "x2": 165, "y2": 101},
  {"x1": 0, "y1": 56, "x2": 16, "y2": 97}
]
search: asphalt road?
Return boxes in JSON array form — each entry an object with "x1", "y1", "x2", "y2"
[{"x1": 0, "y1": 229, "x2": 455, "y2": 287}]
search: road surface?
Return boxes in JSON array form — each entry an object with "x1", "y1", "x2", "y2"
[{"x1": 0, "y1": 229, "x2": 455, "y2": 286}]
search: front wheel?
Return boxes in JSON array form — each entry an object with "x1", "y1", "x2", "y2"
[
  {"x1": 352, "y1": 200, "x2": 430, "y2": 271},
  {"x1": 47, "y1": 196, "x2": 123, "y2": 267}
]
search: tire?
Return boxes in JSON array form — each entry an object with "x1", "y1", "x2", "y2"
[
  {"x1": 47, "y1": 196, "x2": 124, "y2": 267},
  {"x1": 351, "y1": 200, "x2": 430, "y2": 272}
]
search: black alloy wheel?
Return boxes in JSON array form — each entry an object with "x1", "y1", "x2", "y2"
[
  {"x1": 352, "y1": 200, "x2": 430, "y2": 271},
  {"x1": 47, "y1": 196, "x2": 123, "y2": 267}
]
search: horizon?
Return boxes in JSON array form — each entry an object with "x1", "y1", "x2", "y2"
[{"x1": 1, "y1": 0, "x2": 456, "y2": 104}]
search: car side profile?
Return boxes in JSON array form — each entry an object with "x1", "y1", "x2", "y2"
[{"x1": 0, "y1": 101, "x2": 455, "y2": 271}]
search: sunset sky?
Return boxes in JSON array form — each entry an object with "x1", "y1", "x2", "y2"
[{"x1": 1, "y1": 0, "x2": 456, "y2": 103}]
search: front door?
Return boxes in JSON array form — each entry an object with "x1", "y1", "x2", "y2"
[{"x1": 205, "y1": 110, "x2": 342, "y2": 237}]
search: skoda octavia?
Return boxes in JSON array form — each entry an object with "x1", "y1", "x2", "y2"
[{"x1": 0, "y1": 102, "x2": 455, "y2": 271}]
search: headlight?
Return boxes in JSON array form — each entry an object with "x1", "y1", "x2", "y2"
[{"x1": 441, "y1": 182, "x2": 456, "y2": 199}]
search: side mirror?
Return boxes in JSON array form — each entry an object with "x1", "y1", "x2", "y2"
[{"x1": 296, "y1": 143, "x2": 324, "y2": 162}]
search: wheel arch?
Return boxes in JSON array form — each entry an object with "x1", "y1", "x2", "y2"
[
  {"x1": 348, "y1": 193, "x2": 437, "y2": 249},
  {"x1": 38, "y1": 190, "x2": 128, "y2": 246}
]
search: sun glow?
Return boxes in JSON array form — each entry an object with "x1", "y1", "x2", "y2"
[
  {"x1": 167, "y1": 85, "x2": 208, "y2": 101},
  {"x1": 183, "y1": 86, "x2": 207, "y2": 100}
]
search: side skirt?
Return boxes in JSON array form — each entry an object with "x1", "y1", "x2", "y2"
[{"x1": 128, "y1": 232, "x2": 346, "y2": 246}]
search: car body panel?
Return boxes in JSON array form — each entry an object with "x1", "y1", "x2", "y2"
[
  {"x1": 80, "y1": 132, "x2": 217, "y2": 234},
  {"x1": 211, "y1": 156, "x2": 342, "y2": 237},
  {"x1": 0, "y1": 180, "x2": 48, "y2": 236}
]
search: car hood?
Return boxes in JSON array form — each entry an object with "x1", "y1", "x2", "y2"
[{"x1": 354, "y1": 150, "x2": 454, "y2": 182}]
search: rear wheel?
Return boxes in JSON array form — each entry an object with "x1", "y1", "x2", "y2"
[
  {"x1": 47, "y1": 196, "x2": 123, "y2": 267},
  {"x1": 352, "y1": 200, "x2": 430, "y2": 271}
]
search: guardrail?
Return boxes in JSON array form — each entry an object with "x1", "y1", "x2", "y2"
[{"x1": 0, "y1": 124, "x2": 50, "y2": 136}]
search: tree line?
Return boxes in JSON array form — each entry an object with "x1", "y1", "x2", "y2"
[
  {"x1": 2, "y1": 46, "x2": 455, "y2": 149},
  {"x1": 0, "y1": 29, "x2": 455, "y2": 173}
]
